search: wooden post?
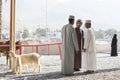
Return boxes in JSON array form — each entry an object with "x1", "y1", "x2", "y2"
[
  {"x1": 0, "y1": 0, "x2": 2, "y2": 39},
  {"x1": 36, "y1": 46, "x2": 38, "y2": 53},
  {"x1": 32, "y1": 46, "x2": 34, "y2": 52},
  {"x1": 48, "y1": 45, "x2": 50, "y2": 55},
  {"x1": 10, "y1": 0, "x2": 16, "y2": 72},
  {"x1": 58, "y1": 44, "x2": 62, "y2": 60},
  {"x1": 20, "y1": 45, "x2": 22, "y2": 55}
]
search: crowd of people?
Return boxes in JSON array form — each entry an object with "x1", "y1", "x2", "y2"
[{"x1": 61, "y1": 15, "x2": 118, "y2": 76}]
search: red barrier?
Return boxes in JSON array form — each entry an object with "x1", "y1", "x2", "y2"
[
  {"x1": 36, "y1": 46, "x2": 39, "y2": 53},
  {"x1": 32, "y1": 46, "x2": 34, "y2": 52},
  {"x1": 0, "y1": 42, "x2": 62, "y2": 59}
]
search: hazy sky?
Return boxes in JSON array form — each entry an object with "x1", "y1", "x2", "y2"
[{"x1": 2, "y1": 0, "x2": 120, "y2": 30}]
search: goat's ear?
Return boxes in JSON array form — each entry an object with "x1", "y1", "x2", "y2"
[
  {"x1": 9, "y1": 50, "x2": 14, "y2": 54},
  {"x1": 9, "y1": 51, "x2": 12, "y2": 56}
]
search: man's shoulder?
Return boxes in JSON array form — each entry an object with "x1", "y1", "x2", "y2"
[
  {"x1": 62, "y1": 24, "x2": 68, "y2": 29},
  {"x1": 63, "y1": 24, "x2": 73, "y2": 28},
  {"x1": 63, "y1": 24, "x2": 69, "y2": 27},
  {"x1": 88, "y1": 28, "x2": 94, "y2": 32},
  {"x1": 62, "y1": 24, "x2": 67, "y2": 29},
  {"x1": 86, "y1": 28, "x2": 95, "y2": 35}
]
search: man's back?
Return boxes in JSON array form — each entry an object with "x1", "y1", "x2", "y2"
[
  {"x1": 61, "y1": 23, "x2": 79, "y2": 75},
  {"x1": 62, "y1": 24, "x2": 75, "y2": 49}
]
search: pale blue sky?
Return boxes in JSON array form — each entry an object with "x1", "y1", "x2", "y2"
[{"x1": 2, "y1": 0, "x2": 120, "y2": 30}]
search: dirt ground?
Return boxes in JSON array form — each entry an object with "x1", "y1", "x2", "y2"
[{"x1": 0, "y1": 53, "x2": 120, "y2": 80}]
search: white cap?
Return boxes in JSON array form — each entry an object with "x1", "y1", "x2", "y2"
[
  {"x1": 77, "y1": 19, "x2": 82, "y2": 22},
  {"x1": 85, "y1": 20, "x2": 91, "y2": 23},
  {"x1": 69, "y1": 15, "x2": 75, "y2": 19}
]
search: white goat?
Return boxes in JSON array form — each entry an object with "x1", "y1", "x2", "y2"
[{"x1": 9, "y1": 51, "x2": 41, "y2": 74}]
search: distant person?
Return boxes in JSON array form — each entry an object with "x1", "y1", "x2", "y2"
[
  {"x1": 61, "y1": 15, "x2": 79, "y2": 75},
  {"x1": 74, "y1": 19, "x2": 84, "y2": 71},
  {"x1": 83, "y1": 20, "x2": 96, "y2": 73},
  {"x1": 111, "y1": 34, "x2": 118, "y2": 56}
]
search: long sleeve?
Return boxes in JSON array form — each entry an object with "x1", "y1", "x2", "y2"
[
  {"x1": 61, "y1": 26, "x2": 66, "y2": 41},
  {"x1": 84, "y1": 29, "x2": 91, "y2": 49},
  {"x1": 82, "y1": 30, "x2": 84, "y2": 50},
  {"x1": 72, "y1": 28, "x2": 79, "y2": 51},
  {"x1": 61, "y1": 27, "x2": 64, "y2": 39}
]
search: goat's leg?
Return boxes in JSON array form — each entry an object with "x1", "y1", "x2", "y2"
[
  {"x1": 33, "y1": 65, "x2": 38, "y2": 72},
  {"x1": 6, "y1": 55, "x2": 9, "y2": 65},
  {"x1": 9, "y1": 59, "x2": 11, "y2": 69},
  {"x1": 38, "y1": 64, "x2": 41, "y2": 73},
  {"x1": 19, "y1": 67, "x2": 22, "y2": 75},
  {"x1": 17, "y1": 66, "x2": 20, "y2": 74},
  {"x1": 33, "y1": 64, "x2": 40, "y2": 73},
  {"x1": 25, "y1": 65, "x2": 29, "y2": 73},
  {"x1": 15, "y1": 65, "x2": 18, "y2": 75},
  {"x1": 19, "y1": 65, "x2": 22, "y2": 74}
]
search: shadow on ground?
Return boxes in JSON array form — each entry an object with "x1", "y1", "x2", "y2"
[{"x1": 8, "y1": 68, "x2": 120, "y2": 80}]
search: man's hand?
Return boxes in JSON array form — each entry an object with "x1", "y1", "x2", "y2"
[{"x1": 83, "y1": 49, "x2": 87, "y2": 52}]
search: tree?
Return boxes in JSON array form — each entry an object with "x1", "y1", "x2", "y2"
[
  {"x1": 105, "y1": 29, "x2": 117, "y2": 38},
  {"x1": 95, "y1": 29, "x2": 118, "y2": 39},
  {"x1": 95, "y1": 30, "x2": 105, "y2": 39},
  {"x1": 22, "y1": 29, "x2": 29, "y2": 39},
  {"x1": 35, "y1": 28, "x2": 46, "y2": 38}
]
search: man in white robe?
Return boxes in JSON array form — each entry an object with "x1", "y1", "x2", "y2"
[
  {"x1": 61, "y1": 15, "x2": 79, "y2": 75},
  {"x1": 82, "y1": 20, "x2": 96, "y2": 73}
]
